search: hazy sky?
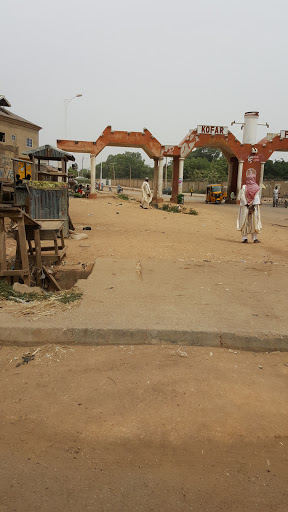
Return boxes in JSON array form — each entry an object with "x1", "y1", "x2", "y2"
[{"x1": 2, "y1": 0, "x2": 288, "y2": 167}]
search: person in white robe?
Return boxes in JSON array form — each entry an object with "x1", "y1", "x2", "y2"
[
  {"x1": 237, "y1": 170, "x2": 262, "y2": 243},
  {"x1": 273, "y1": 186, "x2": 279, "y2": 207},
  {"x1": 141, "y1": 178, "x2": 152, "y2": 209}
]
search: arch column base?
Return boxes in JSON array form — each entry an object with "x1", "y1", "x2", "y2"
[
  {"x1": 88, "y1": 193, "x2": 97, "y2": 199},
  {"x1": 152, "y1": 197, "x2": 164, "y2": 204}
]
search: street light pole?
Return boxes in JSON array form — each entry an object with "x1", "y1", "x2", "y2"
[{"x1": 64, "y1": 94, "x2": 82, "y2": 138}]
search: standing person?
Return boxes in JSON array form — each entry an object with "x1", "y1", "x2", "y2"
[
  {"x1": 190, "y1": 186, "x2": 193, "y2": 197},
  {"x1": 237, "y1": 169, "x2": 262, "y2": 243},
  {"x1": 141, "y1": 177, "x2": 152, "y2": 209},
  {"x1": 273, "y1": 185, "x2": 279, "y2": 207}
]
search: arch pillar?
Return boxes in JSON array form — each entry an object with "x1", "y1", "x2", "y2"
[
  {"x1": 89, "y1": 154, "x2": 97, "y2": 199},
  {"x1": 171, "y1": 156, "x2": 180, "y2": 203},
  {"x1": 157, "y1": 157, "x2": 164, "y2": 202},
  {"x1": 226, "y1": 157, "x2": 238, "y2": 201},
  {"x1": 152, "y1": 158, "x2": 159, "y2": 202},
  {"x1": 259, "y1": 162, "x2": 265, "y2": 199},
  {"x1": 178, "y1": 158, "x2": 185, "y2": 194},
  {"x1": 236, "y1": 160, "x2": 244, "y2": 200}
]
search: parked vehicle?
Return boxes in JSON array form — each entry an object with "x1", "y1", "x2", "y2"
[
  {"x1": 163, "y1": 187, "x2": 172, "y2": 195},
  {"x1": 205, "y1": 184, "x2": 225, "y2": 204}
]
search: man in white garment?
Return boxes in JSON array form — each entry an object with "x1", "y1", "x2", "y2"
[
  {"x1": 273, "y1": 186, "x2": 279, "y2": 207},
  {"x1": 237, "y1": 169, "x2": 262, "y2": 243},
  {"x1": 140, "y1": 177, "x2": 152, "y2": 209}
]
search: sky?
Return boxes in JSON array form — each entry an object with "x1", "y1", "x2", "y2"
[{"x1": 2, "y1": 0, "x2": 288, "y2": 169}]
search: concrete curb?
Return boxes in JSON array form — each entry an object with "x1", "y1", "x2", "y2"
[{"x1": 0, "y1": 327, "x2": 288, "y2": 352}]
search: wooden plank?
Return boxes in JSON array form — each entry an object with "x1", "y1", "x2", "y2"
[
  {"x1": 0, "y1": 270, "x2": 29, "y2": 277},
  {"x1": 0, "y1": 217, "x2": 7, "y2": 271},
  {"x1": 53, "y1": 233, "x2": 59, "y2": 256},
  {"x1": 60, "y1": 227, "x2": 65, "y2": 253},
  {"x1": 17, "y1": 215, "x2": 30, "y2": 286},
  {"x1": 14, "y1": 238, "x2": 21, "y2": 271},
  {"x1": 42, "y1": 265, "x2": 62, "y2": 291},
  {"x1": 34, "y1": 229, "x2": 42, "y2": 286}
]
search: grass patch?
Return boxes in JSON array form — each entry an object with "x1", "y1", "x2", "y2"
[
  {"x1": 161, "y1": 204, "x2": 199, "y2": 215},
  {"x1": 58, "y1": 292, "x2": 83, "y2": 304},
  {"x1": 0, "y1": 280, "x2": 83, "y2": 304},
  {"x1": 161, "y1": 204, "x2": 181, "y2": 213},
  {"x1": 118, "y1": 193, "x2": 129, "y2": 201},
  {"x1": 0, "y1": 280, "x2": 45, "y2": 302}
]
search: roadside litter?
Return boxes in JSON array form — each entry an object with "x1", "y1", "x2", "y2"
[{"x1": 16, "y1": 348, "x2": 40, "y2": 367}]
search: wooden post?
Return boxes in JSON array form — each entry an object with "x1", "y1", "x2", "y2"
[
  {"x1": 37, "y1": 158, "x2": 41, "y2": 181},
  {"x1": 60, "y1": 226, "x2": 65, "y2": 250},
  {"x1": 53, "y1": 233, "x2": 59, "y2": 257},
  {"x1": 34, "y1": 229, "x2": 42, "y2": 286},
  {"x1": 0, "y1": 218, "x2": 7, "y2": 271},
  {"x1": 62, "y1": 158, "x2": 66, "y2": 183},
  {"x1": 17, "y1": 215, "x2": 30, "y2": 286},
  {"x1": 32, "y1": 156, "x2": 36, "y2": 180}
]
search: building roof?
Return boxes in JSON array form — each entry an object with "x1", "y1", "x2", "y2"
[
  {"x1": 0, "y1": 96, "x2": 11, "y2": 107},
  {"x1": 0, "y1": 106, "x2": 41, "y2": 130},
  {"x1": 22, "y1": 144, "x2": 75, "y2": 161}
]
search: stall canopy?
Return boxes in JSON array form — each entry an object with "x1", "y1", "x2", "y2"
[{"x1": 22, "y1": 144, "x2": 75, "y2": 181}]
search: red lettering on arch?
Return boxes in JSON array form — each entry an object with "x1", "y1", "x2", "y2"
[
  {"x1": 206, "y1": 126, "x2": 210, "y2": 134},
  {"x1": 202, "y1": 126, "x2": 206, "y2": 133},
  {"x1": 220, "y1": 127, "x2": 224, "y2": 134},
  {"x1": 215, "y1": 127, "x2": 219, "y2": 134}
]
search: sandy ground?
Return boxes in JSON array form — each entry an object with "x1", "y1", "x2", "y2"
[
  {"x1": 0, "y1": 344, "x2": 288, "y2": 512},
  {"x1": 65, "y1": 193, "x2": 288, "y2": 265},
  {"x1": 1, "y1": 193, "x2": 288, "y2": 511},
  {"x1": 2, "y1": 192, "x2": 288, "y2": 336}
]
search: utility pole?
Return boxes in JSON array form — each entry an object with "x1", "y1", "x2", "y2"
[
  {"x1": 81, "y1": 156, "x2": 84, "y2": 178},
  {"x1": 110, "y1": 163, "x2": 116, "y2": 183}
]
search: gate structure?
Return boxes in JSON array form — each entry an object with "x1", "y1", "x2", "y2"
[
  {"x1": 57, "y1": 126, "x2": 164, "y2": 200},
  {"x1": 57, "y1": 112, "x2": 288, "y2": 203}
]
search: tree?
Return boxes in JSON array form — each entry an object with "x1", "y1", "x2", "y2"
[
  {"x1": 264, "y1": 159, "x2": 288, "y2": 180},
  {"x1": 96, "y1": 151, "x2": 153, "y2": 180},
  {"x1": 183, "y1": 148, "x2": 228, "y2": 182},
  {"x1": 68, "y1": 166, "x2": 78, "y2": 177}
]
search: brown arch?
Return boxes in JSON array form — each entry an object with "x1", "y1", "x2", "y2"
[{"x1": 57, "y1": 126, "x2": 163, "y2": 159}]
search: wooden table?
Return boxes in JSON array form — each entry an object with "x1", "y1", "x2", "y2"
[
  {"x1": 27, "y1": 219, "x2": 66, "y2": 263},
  {"x1": 0, "y1": 206, "x2": 40, "y2": 286}
]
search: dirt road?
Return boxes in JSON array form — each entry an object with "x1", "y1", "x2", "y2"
[
  {"x1": 2, "y1": 192, "x2": 288, "y2": 339},
  {"x1": 0, "y1": 345, "x2": 287, "y2": 512},
  {"x1": 65, "y1": 192, "x2": 288, "y2": 266}
]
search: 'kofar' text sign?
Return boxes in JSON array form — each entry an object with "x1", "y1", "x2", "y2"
[
  {"x1": 197, "y1": 125, "x2": 228, "y2": 136},
  {"x1": 280, "y1": 130, "x2": 288, "y2": 138}
]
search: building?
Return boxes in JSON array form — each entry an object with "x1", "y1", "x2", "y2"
[{"x1": 0, "y1": 95, "x2": 41, "y2": 179}]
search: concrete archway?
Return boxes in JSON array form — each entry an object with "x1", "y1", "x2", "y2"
[{"x1": 57, "y1": 126, "x2": 164, "y2": 199}]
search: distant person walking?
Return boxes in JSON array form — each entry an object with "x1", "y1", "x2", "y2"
[
  {"x1": 141, "y1": 177, "x2": 152, "y2": 209},
  {"x1": 190, "y1": 186, "x2": 194, "y2": 197},
  {"x1": 273, "y1": 186, "x2": 279, "y2": 207},
  {"x1": 237, "y1": 169, "x2": 262, "y2": 243}
]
